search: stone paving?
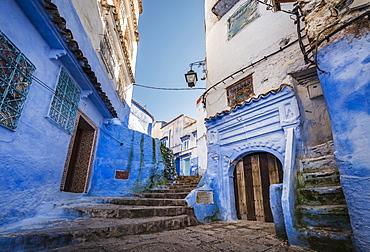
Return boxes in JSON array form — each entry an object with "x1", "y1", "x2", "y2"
[{"x1": 53, "y1": 220, "x2": 310, "y2": 252}]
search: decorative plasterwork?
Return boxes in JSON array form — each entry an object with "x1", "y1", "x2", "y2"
[
  {"x1": 206, "y1": 84, "x2": 293, "y2": 121},
  {"x1": 191, "y1": 84, "x2": 300, "y2": 221}
]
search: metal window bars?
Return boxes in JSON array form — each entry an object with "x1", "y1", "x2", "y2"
[
  {"x1": 48, "y1": 67, "x2": 81, "y2": 134},
  {"x1": 0, "y1": 31, "x2": 36, "y2": 130}
]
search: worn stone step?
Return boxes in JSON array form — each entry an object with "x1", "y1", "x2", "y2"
[
  {"x1": 298, "y1": 171, "x2": 340, "y2": 188},
  {"x1": 150, "y1": 188, "x2": 193, "y2": 193},
  {"x1": 63, "y1": 204, "x2": 194, "y2": 219},
  {"x1": 300, "y1": 155, "x2": 338, "y2": 172},
  {"x1": 167, "y1": 186, "x2": 198, "y2": 191},
  {"x1": 0, "y1": 215, "x2": 199, "y2": 252},
  {"x1": 297, "y1": 186, "x2": 346, "y2": 205},
  {"x1": 134, "y1": 192, "x2": 189, "y2": 199},
  {"x1": 296, "y1": 205, "x2": 351, "y2": 231},
  {"x1": 96, "y1": 197, "x2": 187, "y2": 206},
  {"x1": 172, "y1": 181, "x2": 199, "y2": 186},
  {"x1": 305, "y1": 141, "x2": 335, "y2": 159},
  {"x1": 298, "y1": 228, "x2": 352, "y2": 252}
]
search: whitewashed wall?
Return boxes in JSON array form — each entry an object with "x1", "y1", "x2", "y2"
[{"x1": 204, "y1": 0, "x2": 307, "y2": 116}]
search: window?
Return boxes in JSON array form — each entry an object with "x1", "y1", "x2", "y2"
[
  {"x1": 183, "y1": 139, "x2": 189, "y2": 151},
  {"x1": 0, "y1": 31, "x2": 36, "y2": 130},
  {"x1": 160, "y1": 137, "x2": 168, "y2": 147},
  {"x1": 48, "y1": 67, "x2": 80, "y2": 133},
  {"x1": 228, "y1": 0, "x2": 260, "y2": 39},
  {"x1": 227, "y1": 74, "x2": 254, "y2": 106},
  {"x1": 212, "y1": 0, "x2": 241, "y2": 19}
]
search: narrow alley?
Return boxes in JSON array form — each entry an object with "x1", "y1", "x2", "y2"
[{"x1": 53, "y1": 220, "x2": 308, "y2": 252}]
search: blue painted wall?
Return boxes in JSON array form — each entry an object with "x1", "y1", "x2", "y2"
[
  {"x1": 0, "y1": 0, "x2": 167, "y2": 229},
  {"x1": 317, "y1": 32, "x2": 370, "y2": 251},
  {"x1": 187, "y1": 86, "x2": 300, "y2": 227},
  {"x1": 89, "y1": 121, "x2": 167, "y2": 196},
  {"x1": 0, "y1": 0, "x2": 84, "y2": 227}
]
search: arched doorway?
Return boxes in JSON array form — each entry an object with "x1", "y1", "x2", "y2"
[{"x1": 233, "y1": 152, "x2": 283, "y2": 222}]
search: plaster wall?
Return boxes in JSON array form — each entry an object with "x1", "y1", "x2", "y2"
[
  {"x1": 292, "y1": 76, "x2": 333, "y2": 149},
  {"x1": 196, "y1": 98, "x2": 208, "y2": 175},
  {"x1": 53, "y1": 0, "x2": 130, "y2": 122},
  {"x1": 187, "y1": 87, "x2": 301, "y2": 241},
  {"x1": 317, "y1": 32, "x2": 370, "y2": 251},
  {"x1": 152, "y1": 115, "x2": 199, "y2": 176},
  {"x1": 89, "y1": 120, "x2": 167, "y2": 196},
  {"x1": 0, "y1": 0, "x2": 106, "y2": 227},
  {"x1": 204, "y1": 0, "x2": 306, "y2": 116},
  {"x1": 128, "y1": 101, "x2": 154, "y2": 135},
  {"x1": 0, "y1": 0, "x2": 156, "y2": 230},
  {"x1": 71, "y1": 0, "x2": 103, "y2": 51}
]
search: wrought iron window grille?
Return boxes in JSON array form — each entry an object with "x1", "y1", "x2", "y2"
[
  {"x1": 48, "y1": 67, "x2": 81, "y2": 134},
  {"x1": 0, "y1": 31, "x2": 36, "y2": 130}
]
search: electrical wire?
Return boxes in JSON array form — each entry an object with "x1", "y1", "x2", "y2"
[
  {"x1": 201, "y1": 37, "x2": 300, "y2": 106},
  {"x1": 133, "y1": 83, "x2": 206, "y2": 90},
  {"x1": 29, "y1": 73, "x2": 127, "y2": 145}
]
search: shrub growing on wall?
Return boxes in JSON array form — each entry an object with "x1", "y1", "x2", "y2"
[{"x1": 160, "y1": 142, "x2": 177, "y2": 181}]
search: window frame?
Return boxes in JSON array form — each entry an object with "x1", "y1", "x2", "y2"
[
  {"x1": 0, "y1": 31, "x2": 36, "y2": 131},
  {"x1": 226, "y1": 74, "x2": 254, "y2": 107},
  {"x1": 47, "y1": 67, "x2": 81, "y2": 134}
]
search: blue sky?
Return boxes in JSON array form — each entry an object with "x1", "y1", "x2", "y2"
[{"x1": 133, "y1": 0, "x2": 206, "y2": 123}]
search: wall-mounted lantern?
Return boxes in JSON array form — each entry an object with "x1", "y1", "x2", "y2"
[
  {"x1": 185, "y1": 69, "x2": 198, "y2": 87},
  {"x1": 184, "y1": 60, "x2": 206, "y2": 88}
]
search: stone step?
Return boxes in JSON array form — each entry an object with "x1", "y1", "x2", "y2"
[
  {"x1": 0, "y1": 215, "x2": 199, "y2": 252},
  {"x1": 296, "y1": 205, "x2": 351, "y2": 232},
  {"x1": 96, "y1": 197, "x2": 188, "y2": 206},
  {"x1": 150, "y1": 188, "x2": 193, "y2": 193},
  {"x1": 300, "y1": 155, "x2": 338, "y2": 172},
  {"x1": 63, "y1": 204, "x2": 194, "y2": 219},
  {"x1": 134, "y1": 192, "x2": 189, "y2": 199},
  {"x1": 298, "y1": 171, "x2": 340, "y2": 188},
  {"x1": 167, "y1": 185, "x2": 198, "y2": 190},
  {"x1": 305, "y1": 141, "x2": 335, "y2": 159},
  {"x1": 177, "y1": 175, "x2": 201, "y2": 180},
  {"x1": 297, "y1": 186, "x2": 346, "y2": 205},
  {"x1": 298, "y1": 228, "x2": 352, "y2": 252},
  {"x1": 171, "y1": 182, "x2": 199, "y2": 186}
]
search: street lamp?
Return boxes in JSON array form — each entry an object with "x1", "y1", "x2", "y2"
[
  {"x1": 185, "y1": 69, "x2": 198, "y2": 87},
  {"x1": 184, "y1": 60, "x2": 206, "y2": 87}
]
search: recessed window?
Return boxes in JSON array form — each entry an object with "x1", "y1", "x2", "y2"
[
  {"x1": 48, "y1": 67, "x2": 80, "y2": 133},
  {"x1": 228, "y1": 0, "x2": 260, "y2": 39},
  {"x1": 212, "y1": 0, "x2": 241, "y2": 19},
  {"x1": 183, "y1": 139, "x2": 189, "y2": 151},
  {"x1": 227, "y1": 74, "x2": 254, "y2": 106},
  {"x1": 0, "y1": 31, "x2": 36, "y2": 130}
]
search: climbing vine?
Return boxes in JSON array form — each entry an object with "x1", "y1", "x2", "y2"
[{"x1": 160, "y1": 142, "x2": 177, "y2": 181}]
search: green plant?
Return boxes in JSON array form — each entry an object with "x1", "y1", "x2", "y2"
[{"x1": 160, "y1": 142, "x2": 177, "y2": 181}]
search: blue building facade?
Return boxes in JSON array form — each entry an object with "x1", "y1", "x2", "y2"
[
  {"x1": 188, "y1": 0, "x2": 368, "y2": 251},
  {"x1": 0, "y1": 0, "x2": 167, "y2": 229},
  {"x1": 317, "y1": 30, "x2": 370, "y2": 252}
]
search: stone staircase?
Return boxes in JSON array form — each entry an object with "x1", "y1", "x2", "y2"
[
  {"x1": 0, "y1": 175, "x2": 201, "y2": 251},
  {"x1": 295, "y1": 143, "x2": 353, "y2": 251}
]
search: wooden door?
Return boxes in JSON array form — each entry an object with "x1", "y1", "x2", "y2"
[
  {"x1": 61, "y1": 114, "x2": 97, "y2": 193},
  {"x1": 234, "y1": 152, "x2": 283, "y2": 222}
]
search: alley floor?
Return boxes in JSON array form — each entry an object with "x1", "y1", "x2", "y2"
[{"x1": 52, "y1": 220, "x2": 310, "y2": 252}]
